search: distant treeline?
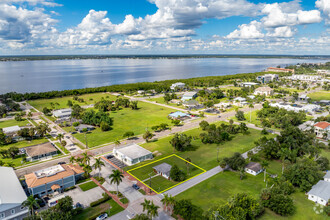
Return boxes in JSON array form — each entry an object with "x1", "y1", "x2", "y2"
[
  {"x1": 0, "y1": 71, "x2": 292, "y2": 101},
  {"x1": 0, "y1": 54, "x2": 329, "y2": 62}
]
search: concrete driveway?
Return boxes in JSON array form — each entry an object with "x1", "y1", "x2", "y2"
[{"x1": 63, "y1": 185, "x2": 104, "y2": 207}]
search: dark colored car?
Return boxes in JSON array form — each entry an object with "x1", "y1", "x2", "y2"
[
  {"x1": 58, "y1": 162, "x2": 66, "y2": 165},
  {"x1": 132, "y1": 184, "x2": 140, "y2": 190}
]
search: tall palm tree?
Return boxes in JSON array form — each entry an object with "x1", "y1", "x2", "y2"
[
  {"x1": 93, "y1": 158, "x2": 105, "y2": 178},
  {"x1": 278, "y1": 148, "x2": 290, "y2": 174},
  {"x1": 109, "y1": 170, "x2": 124, "y2": 195},
  {"x1": 261, "y1": 160, "x2": 269, "y2": 183},
  {"x1": 148, "y1": 201, "x2": 159, "y2": 219},
  {"x1": 83, "y1": 164, "x2": 92, "y2": 178},
  {"x1": 249, "y1": 103, "x2": 254, "y2": 123},
  {"x1": 22, "y1": 195, "x2": 39, "y2": 216},
  {"x1": 167, "y1": 195, "x2": 176, "y2": 215},
  {"x1": 141, "y1": 199, "x2": 151, "y2": 213},
  {"x1": 57, "y1": 133, "x2": 64, "y2": 143},
  {"x1": 161, "y1": 194, "x2": 170, "y2": 212},
  {"x1": 81, "y1": 151, "x2": 91, "y2": 165},
  {"x1": 69, "y1": 156, "x2": 76, "y2": 164}
]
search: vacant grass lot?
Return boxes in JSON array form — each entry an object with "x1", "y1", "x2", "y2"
[
  {"x1": 130, "y1": 123, "x2": 274, "y2": 171},
  {"x1": 148, "y1": 96, "x2": 186, "y2": 109},
  {"x1": 176, "y1": 162, "x2": 329, "y2": 220},
  {"x1": 79, "y1": 181, "x2": 98, "y2": 191},
  {"x1": 0, "y1": 119, "x2": 30, "y2": 129},
  {"x1": 128, "y1": 155, "x2": 205, "y2": 193},
  {"x1": 28, "y1": 93, "x2": 116, "y2": 111},
  {"x1": 308, "y1": 91, "x2": 330, "y2": 101},
  {"x1": 65, "y1": 101, "x2": 173, "y2": 147}
]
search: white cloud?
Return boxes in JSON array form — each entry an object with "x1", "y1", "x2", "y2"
[
  {"x1": 2, "y1": 0, "x2": 62, "y2": 7},
  {"x1": 316, "y1": 0, "x2": 330, "y2": 25},
  {"x1": 226, "y1": 21, "x2": 264, "y2": 39},
  {"x1": 266, "y1": 26, "x2": 296, "y2": 37}
]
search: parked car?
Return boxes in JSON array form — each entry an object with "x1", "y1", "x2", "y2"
[
  {"x1": 96, "y1": 213, "x2": 108, "y2": 220},
  {"x1": 58, "y1": 162, "x2": 66, "y2": 165},
  {"x1": 132, "y1": 184, "x2": 140, "y2": 190}
]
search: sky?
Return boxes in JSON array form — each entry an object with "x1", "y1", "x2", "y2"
[{"x1": 0, "y1": 0, "x2": 329, "y2": 55}]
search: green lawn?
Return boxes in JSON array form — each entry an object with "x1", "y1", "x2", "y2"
[
  {"x1": 308, "y1": 91, "x2": 330, "y2": 101},
  {"x1": 134, "y1": 124, "x2": 273, "y2": 171},
  {"x1": 28, "y1": 93, "x2": 117, "y2": 111},
  {"x1": 65, "y1": 101, "x2": 173, "y2": 147},
  {"x1": 0, "y1": 119, "x2": 30, "y2": 129},
  {"x1": 148, "y1": 97, "x2": 186, "y2": 109},
  {"x1": 79, "y1": 181, "x2": 98, "y2": 191},
  {"x1": 55, "y1": 142, "x2": 70, "y2": 154},
  {"x1": 176, "y1": 164, "x2": 328, "y2": 219},
  {"x1": 0, "y1": 138, "x2": 49, "y2": 150},
  {"x1": 73, "y1": 199, "x2": 124, "y2": 220},
  {"x1": 128, "y1": 155, "x2": 205, "y2": 193}
]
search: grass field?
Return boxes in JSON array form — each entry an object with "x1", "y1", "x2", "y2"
[
  {"x1": 79, "y1": 181, "x2": 98, "y2": 191},
  {"x1": 175, "y1": 163, "x2": 328, "y2": 220},
  {"x1": 308, "y1": 91, "x2": 330, "y2": 101},
  {"x1": 0, "y1": 137, "x2": 49, "y2": 150},
  {"x1": 55, "y1": 142, "x2": 69, "y2": 154},
  {"x1": 0, "y1": 119, "x2": 30, "y2": 129},
  {"x1": 64, "y1": 101, "x2": 173, "y2": 147},
  {"x1": 28, "y1": 93, "x2": 116, "y2": 111},
  {"x1": 148, "y1": 97, "x2": 186, "y2": 109},
  {"x1": 128, "y1": 155, "x2": 205, "y2": 193},
  {"x1": 129, "y1": 122, "x2": 274, "y2": 171},
  {"x1": 73, "y1": 199, "x2": 124, "y2": 220}
]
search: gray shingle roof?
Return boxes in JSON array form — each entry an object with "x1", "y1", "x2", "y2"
[
  {"x1": 153, "y1": 163, "x2": 172, "y2": 176},
  {"x1": 245, "y1": 162, "x2": 262, "y2": 172},
  {"x1": 308, "y1": 180, "x2": 330, "y2": 201}
]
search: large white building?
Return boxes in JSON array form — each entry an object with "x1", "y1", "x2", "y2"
[
  {"x1": 269, "y1": 103, "x2": 321, "y2": 113},
  {"x1": 256, "y1": 74, "x2": 279, "y2": 83},
  {"x1": 0, "y1": 167, "x2": 29, "y2": 220},
  {"x1": 2, "y1": 126, "x2": 21, "y2": 135},
  {"x1": 113, "y1": 144, "x2": 153, "y2": 166},
  {"x1": 170, "y1": 82, "x2": 185, "y2": 90},
  {"x1": 181, "y1": 92, "x2": 197, "y2": 101},
  {"x1": 308, "y1": 171, "x2": 330, "y2": 206},
  {"x1": 254, "y1": 87, "x2": 274, "y2": 96},
  {"x1": 53, "y1": 108, "x2": 72, "y2": 118}
]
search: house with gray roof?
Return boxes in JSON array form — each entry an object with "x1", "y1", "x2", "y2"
[
  {"x1": 113, "y1": 144, "x2": 153, "y2": 166},
  {"x1": 153, "y1": 163, "x2": 172, "y2": 179},
  {"x1": 245, "y1": 162, "x2": 263, "y2": 176},
  {"x1": 0, "y1": 167, "x2": 29, "y2": 220},
  {"x1": 75, "y1": 124, "x2": 95, "y2": 133},
  {"x1": 307, "y1": 171, "x2": 330, "y2": 206},
  {"x1": 2, "y1": 126, "x2": 21, "y2": 136}
]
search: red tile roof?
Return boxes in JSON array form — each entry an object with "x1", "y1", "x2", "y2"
[{"x1": 314, "y1": 121, "x2": 330, "y2": 129}]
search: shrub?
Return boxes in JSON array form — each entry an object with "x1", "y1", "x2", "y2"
[
  {"x1": 90, "y1": 194, "x2": 110, "y2": 207},
  {"x1": 120, "y1": 197, "x2": 129, "y2": 204},
  {"x1": 100, "y1": 121, "x2": 110, "y2": 131},
  {"x1": 72, "y1": 122, "x2": 80, "y2": 127}
]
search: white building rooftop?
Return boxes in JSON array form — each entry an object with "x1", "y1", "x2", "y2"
[
  {"x1": 2, "y1": 125, "x2": 21, "y2": 134},
  {"x1": 115, "y1": 144, "x2": 152, "y2": 160},
  {"x1": 34, "y1": 165, "x2": 66, "y2": 178}
]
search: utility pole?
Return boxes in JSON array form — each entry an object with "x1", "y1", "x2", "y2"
[{"x1": 217, "y1": 147, "x2": 220, "y2": 162}]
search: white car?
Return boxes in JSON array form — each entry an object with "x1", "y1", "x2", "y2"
[{"x1": 96, "y1": 213, "x2": 108, "y2": 220}]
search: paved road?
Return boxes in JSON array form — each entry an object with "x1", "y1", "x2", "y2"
[{"x1": 164, "y1": 166, "x2": 223, "y2": 196}]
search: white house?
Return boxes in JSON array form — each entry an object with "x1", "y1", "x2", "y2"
[
  {"x1": 244, "y1": 162, "x2": 263, "y2": 176},
  {"x1": 113, "y1": 144, "x2": 153, "y2": 166},
  {"x1": 153, "y1": 163, "x2": 172, "y2": 180},
  {"x1": 53, "y1": 108, "x2": 72, "y2": 118},
  {"x1": 181, "y1": 92, "x2": 197, "y2": 101},
  {"x1": 2, "y1": 125, "x2": 21, "y2": 135},
  {"x1": 214, "y1": 102, "x2": 231, "y2": 109},
  {"x1": 307, "y1": 171, "x2": 330, "y2": 206},
  {"x1": 313, "y1": 121, "x2": 330, "y2": 140},
  {"x1": 242, "y1": 82, "x2": 259, "y2": 87},
  {"x1": 254, "y1": 87, "x2": 274, "y2": 96},
  {"x1": 170, "y1": 82, "x2": 185, "y2": 90}
]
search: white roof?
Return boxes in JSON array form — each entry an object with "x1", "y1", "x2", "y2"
[
  {"x1": 308, "y1": 180, "x2": 330, "y2": 202},
  {"x1": 114, "y1": 144, "x2": 152, "y2": 160},
  {"x1": 53, "y1": 108, "x2": 72, "y2": 117},
  {"x1": 2, "y1": 125, "x2": 21, "y2": 134},
  {"x1": 234, "y1": 97, "x2": 246, "y2": 102},
  {"x1": 172, "y1": 82, "x2": 185, "y2": 86},
  {"x1": 182, "y1": 92, "x2": 197, "y2": 97},
  {"x1": 243, "y1": 82, "x2": 259, "y2": 85},
  {"x1": 0, "y1": 167, "x2": 27, "y2": 212}
]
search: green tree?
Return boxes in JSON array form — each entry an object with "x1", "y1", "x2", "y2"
[
  {"x1": 100, "y1": 121, "x2": 110, "y2": 131},
  {"x1": 173, "y1": 199, "x2": 204, "y2": 220},
  {"x1": 22, "y1": 195, "x2": 40, "y2": 216},
  {"x1": 170, "y1": 164, "x2": 187, "y2": 181},
  {"x1": 123, "y1": 131, "x2": 135, "y2": 139},
  {"x1": 93, "y1": 158, "x2": 105, "y2": 178},
  {"x1": 235, "y1": 110, "x2": 246, "y2": 121},
  {"x1": 143, "y1": 130, "x2": 154, "y2": 142},
  {"x1": 169, "y1": 133, "x2": 192, "y2": 152},
  {"x1": 57, "y1": 133, "x2": 64, "y2": 143},
  {"x1": 109, "y1": 170, "x2": 124, "y2": 195},
  {"x1": 249, "y1": 103, "x2": 254, "y2": 122}
]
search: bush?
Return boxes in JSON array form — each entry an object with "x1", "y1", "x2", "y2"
[
  {"x1": 72, "y1": 122, "x2": 80, "y2": 127},
  {"x1": 63, "y1": 186, "x2": 76, "y2": 192},
  {"x1": 235, "y1": 110, "x2": 246, "y2": 121},
  {"x1": 120, "y1": 197, "x2": 129, "y2": 204},
  {"x1": 100, "y1": 121, "x2": 110, "y2": 131},
  {"x1": 262, "y1": 194, "x2": 294, "y2": 216},
  {"x1": 90, "y1": 194, "x2": 110, "y2": 207},
  {"x1": 223, "y1": 152, "x2": 246, "y2": 171}
]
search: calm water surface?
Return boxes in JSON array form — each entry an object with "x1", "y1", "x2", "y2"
[{"x1": 0, "y1": 58, "x2": 327, "y2": 94}]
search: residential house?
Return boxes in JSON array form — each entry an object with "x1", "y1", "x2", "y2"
[
  {"x1": 182, "y1": 100, "x2": 203, "y2": 109},
  {"x1": 233, "y1": 97, "x2": 248, "y2": 106},
  {"x1": 319, "y1": 100, "x2": 330, "y2": 106},
  {"x1": 254, "y1": 87, "x2": 274, "y2": 96},
  {"x1": 266, "y1": 67, "x2": 295, "y2": 73},
  {"x1": 25, "y1": 164, "x2": 84, "y2": 197},
  {"x1": 181, "y1": 92, "x2": 197, "y2": 101},
  {"x1": 170, "y1": 82, "x2": 185, "y2": 90},
  {"x1": 244, "y1": 162, "x2": 263, "y2": 176},
  {"x1": 0, "y1": 167, "x2": 29, "y2": 220},
  {"x1": 168, "y1": 111, "x2": 190, "y2": 120},
  {"x1": 286, "y1": 74, "x2": 321, "y2": 81},
  {"x1": 2, "y1": 125, "x2": 21, "y2": 136},
  {"x1": 256, "y1": 74, "x2": 279, "y2": 83},
  {"x1": 75, "y1": 124, "x2": 95, "y2": 133},
  {"x1": 242, "y1": 82, "x2": 259, "y2": 87},
  {"x1": 24, "y1": 142, "x2": 58, "y2": 162},
  {"x1": 270, "y1": 103, "x2": 321, "y2": 113},
  {"x1": 53, "y1": 109, "x2": 72, "y2": 118},
  {"x1": 314, "y1": 121, "x2": 330, "y2": 140},
  {"x1": 112, "y1": 144, "x2": 153, "y2": 166},
  {"x1": 307, "y1": 171, "x2": 330, "y2": 206},
  {"x1": 214, "y1": 102, "x2": 231, "y2": 109},
  {"x1": 153, "y1": 163, "x2": 172, "y2": 180},
  {"x1": 298, "y1": 94, "x2": 310, "y2": 102}
]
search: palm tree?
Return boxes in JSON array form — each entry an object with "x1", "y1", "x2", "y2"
[
  {"x1": 278, "y1": 148, "x2": 290, "y2": 174},
  {"x1": 93, "y1": 158, "x2": 105, "y2": 178},
  {"x1": 261, "y1": 160, "x2": 269, "y2": 183},
  {"x1": 83, "y1": 164, "x2": 92, "y2": 178},
  {"x1": 148, "y1": 201, "x2": 159, "y2": 219},
  {"x1": 81, "y1": 151, "x2": 91, "y2": 165},
  {"x1": 57, "y1": 133, "x2": 64, "y2": 143},
  {"x1": 82, "y1": 128, "x2": 89, "y2": 148},
  {"x1": 36, "y1": 123, "x2": 51, "y2": 137},
  {"x1": 249, "y1": 103, "x2": 254, "y2": 122},
  {"x1": 185, "y1": 157, "x2": 191, "y2": 176},
  {"x1": 109, "y1": 170, "x2": 124, "y2": 195},
  {"x1": 69, "y1": 156, "x2": 76, "y2": 164},
  {"x1": 27, "y1": 111, "x2": 32, "y2": 119},
  {"x1": 141, "y1": 199, "x2": 151, "y2": 213},
  {"x1": 22, "y1": 195, "x2": 39, "y2": 216},
  {"x1": 161, "y1": 194, "x2": 175, "y2": 214},
  {"x1": 114, "y1": 139, "x2": 121, "y2": 147}
]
